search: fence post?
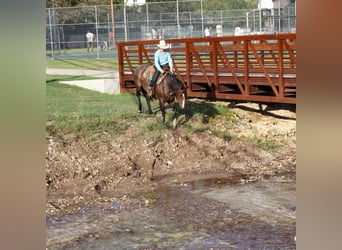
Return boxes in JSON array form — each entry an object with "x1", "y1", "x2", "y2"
[
  {"x1": 95, "y1": 5, "x2": 100, "y2": 59},
  {"x1": 48, "y1": 8, "x2": 54, "y2": 59}
]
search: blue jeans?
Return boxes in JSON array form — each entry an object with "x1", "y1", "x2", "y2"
[{"x1": 149, "y1": 64, "x2": 170, "y2": 88}]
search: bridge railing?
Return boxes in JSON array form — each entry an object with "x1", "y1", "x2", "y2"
[{"x1": 118, "y1": 33, "x2": 296, "y2": 104}]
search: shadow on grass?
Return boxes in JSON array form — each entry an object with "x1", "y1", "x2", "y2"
[
  {"x1": 182, "y1": 99, "x2": 221, "y2": 123},
  {"x1": 46, "y1": 75, "x2": 97, "y2": 83},
  {"x1": 132, "y1": 96, "x2": 221, "y2": 129},
  {"x1": 228, "y1": 101, "x2": 296, "y2": 121}
]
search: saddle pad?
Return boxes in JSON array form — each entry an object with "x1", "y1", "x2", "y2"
[{"x1": 143, "y1": 66, "x2": 154, "y2": 80}]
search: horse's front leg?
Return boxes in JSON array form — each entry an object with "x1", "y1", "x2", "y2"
[
  {"x1": 146, "y1": 96, "x2": 153, "y2": 114},
  {"x1": 161, "y1": 105, "x2": 166, "y2": 123},
  {"x1": 172, "y1": 102, "x2": 178, "y2": 119},
  {"x1": 159, "y1": 100, "x2": 166, "y2": 123},
  {"x1": 171, "y1": 102, "x2": 179, "y2": 129},
  {"x1": 136, "y1": 90, "x2": 142, "y2": 113}
]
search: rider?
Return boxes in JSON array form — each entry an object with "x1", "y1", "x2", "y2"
[{"x1": 147, "y1": 40, "x2": 174, "y2": 96}]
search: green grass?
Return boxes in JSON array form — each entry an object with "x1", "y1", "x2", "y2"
[
  {"x1": 249, "y1": 135, "x2": 279, "y2": 153},
  {"x1": 46, "y1": 75, "x2": 280, "y2": 153},
  {"x1": 46, "y1": 58, "x2": 118, "y2": 71},
  {"x1": 47, "y1": 48, "x2": 93, "y2": 55},
  {"x1": 46, "y1": 75, "x2": 141, "y2": 136}
]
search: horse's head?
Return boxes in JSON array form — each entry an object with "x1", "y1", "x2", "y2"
[{"x1": 167, "y1": 73, "x2": 186, "y2": 109}]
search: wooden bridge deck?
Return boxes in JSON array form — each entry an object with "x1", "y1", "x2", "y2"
[{"x1": 118, "y1": 33, "x2": 296, "y2": 104}]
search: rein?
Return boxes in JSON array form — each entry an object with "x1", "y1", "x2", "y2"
[{"x1": 161, "y1": 72, "x2": 178, "y2": 98}]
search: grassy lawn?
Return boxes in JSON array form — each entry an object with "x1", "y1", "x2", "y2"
[
  {"x1": 46, "y1": 58, "x2": 118, "y2": 71},
  {"x1": 46, "y1": 75, "x2": 166, "y2": 137},
  {"x1": 46, "y1": 74, "x2": 225, "y2": 137},
  {"x1": 46, "y1": 75, "x2": 279, "y2": 152}
]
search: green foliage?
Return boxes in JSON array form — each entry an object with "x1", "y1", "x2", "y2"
[
  {"x1": 46, "y1": 0, "x2": 112, "y2": 8},
  {"x1": 47, "y1": 0, "x2": 260, "y2": 10},
  {"x1": 139, "y1": 119, "x2": 166, "y2": 140},
  {"x1": 46, "y1": 0, "x2": 262, "y2": 31},
  {"x1": 249, "y1": 134, "x2": 279, "y2": 153},
  {"x1": 211, "y1": 130, "x2": 231, "y2": 141}
]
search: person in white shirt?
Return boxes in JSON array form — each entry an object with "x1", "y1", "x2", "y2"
[
  {"x1": 205, "y1": 26, "x2": 211, "y2": 37},
  {"x1": 86, "y1": 30, "x2": 95, "y2": 52}
]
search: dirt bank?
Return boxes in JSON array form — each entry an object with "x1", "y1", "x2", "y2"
[{"x1": 46, "y1": 101, "x2": 296, "y2": 216}]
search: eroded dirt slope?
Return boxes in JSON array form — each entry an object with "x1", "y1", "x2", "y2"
[{"x1": 46, "y1": 101, "x2": 296, "y2": 216}]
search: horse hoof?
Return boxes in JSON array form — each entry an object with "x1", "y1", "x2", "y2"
[{"x1": 172, "y1": 118, "x2": 177, "y2": 129}]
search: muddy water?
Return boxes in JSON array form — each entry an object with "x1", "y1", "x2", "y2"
[{"x1": 46, "y1": 177, "x2": 296, "y2": 249}]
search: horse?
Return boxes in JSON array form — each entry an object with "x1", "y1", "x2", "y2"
[{"x1": 133, "y1": 63, "x2": 186, "y2": 124}]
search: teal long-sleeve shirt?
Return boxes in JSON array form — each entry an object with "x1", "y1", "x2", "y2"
[{"x1": 154, "y1": 49, "x2": 173, "y2": 71}]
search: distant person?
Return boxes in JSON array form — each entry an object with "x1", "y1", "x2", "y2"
[
  {"x1": 86, "y1": 30, "x2": 95, "y2": 52},
  {"x1": 205, "y1": 26, "x2": 211, "y2": 37},
  {"x1": 151, "y1": 28, "x2": 158, "y2": 39},
  {"x1": 109, "y1": 30, "x2": 114, "y2": 49},
  {"x1": 234, "y1": 27, "x2": 242, "y2": 36}
]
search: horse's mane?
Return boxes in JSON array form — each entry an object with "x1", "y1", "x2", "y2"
[{"x1": 165, "y1": 73, "x2": 185, "y2": 91}]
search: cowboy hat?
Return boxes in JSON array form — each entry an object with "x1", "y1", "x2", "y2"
[{"x1": 157, "y1": 40, "x2": 169, "y2": 49}]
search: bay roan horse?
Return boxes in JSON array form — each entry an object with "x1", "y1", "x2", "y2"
[{"x1": 133, "y1": 63, "x2": 186, "y2": 124}]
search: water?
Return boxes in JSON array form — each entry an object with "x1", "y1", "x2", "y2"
[{"x1": 46, "y1": 177, "x2": 296, "y2": 249}]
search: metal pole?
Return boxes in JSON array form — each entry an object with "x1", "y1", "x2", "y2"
[
  {"x1": 278, "y1": 0, "x2": 281, "y2": 33},
  {"x1": 221, "y1": 10, "x2": 223, "y2": 29},
  {"x1": 259, "y1": 8, "x2": 262, "y2": 33},
  {"x1": 51, "y1": 0, "x2": 56, "y2": 53},
  {"x1": 48, "y1": 8, "x2": 54, "y2": 59},
  {"x1": 146, "y1": 2, "x2": 149, "y2": 39},
  {"x1": 95, "y1": 5, "x2": 99, "y2": 59},
  {"x1": 160, "y1": 13, "x2": 162, "y2": 38},
  {"x1": 287, "y1": 6, "x2": 290, "y2": 32},
  {"x1": 294, "y1": 2, "x2": 296, "y2": 32},
  {"x1": 190, "y1": 12, "x2": 192, "y2": 37},
  {"x1": 110, "y1": 0, "x2": 115, "y2": 48},
  {"x1": 56, "y1": 15, "x2": 61, "y2": 50},
  {"x1": 272, "y1": 8, "x2": 275, "y2": 32},
  {"x1": 107, "y1": 14, "x2": 110, "y2": 48},
  {"x1": 176, "y1": 0, "x2": 180, "y2": 38},
  {"x1": 253, "y1": 10, "x2": 256, "y2": 33},
  {"x1": 124, "y1": 0, "x2": 128, "y2": 41},
  {"x1": 200, "y1": 0, "x2": 204, "y2": 36}
]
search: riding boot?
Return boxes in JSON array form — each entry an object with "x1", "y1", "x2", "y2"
[{"x1": 148, "y1": 69, "x2": 160, "y2": 97}]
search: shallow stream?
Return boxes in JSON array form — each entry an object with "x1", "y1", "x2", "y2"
[{"x1": 46, "y1": 176, "x2": 296, "y2": 249}]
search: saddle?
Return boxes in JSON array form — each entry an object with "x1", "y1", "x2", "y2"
[{"x1": 142, "y1": 65, "x2": 171, "y2": 85}]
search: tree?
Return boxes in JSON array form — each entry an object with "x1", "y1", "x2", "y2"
[
  {"x1": 204, "y1": 0, "x2": 259, "y2": 11},
  {"x1": 47, "y1": 0, "x2": 260, "y2": 10}
]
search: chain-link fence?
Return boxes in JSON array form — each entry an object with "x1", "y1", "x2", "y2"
[{"x1": 46, "y1": 0, "x2": 296, "y2": 59}]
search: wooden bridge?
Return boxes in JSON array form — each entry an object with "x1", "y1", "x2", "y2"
[{"x1": 118, "y1": 33, "x2": 296, "y2": 104}]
